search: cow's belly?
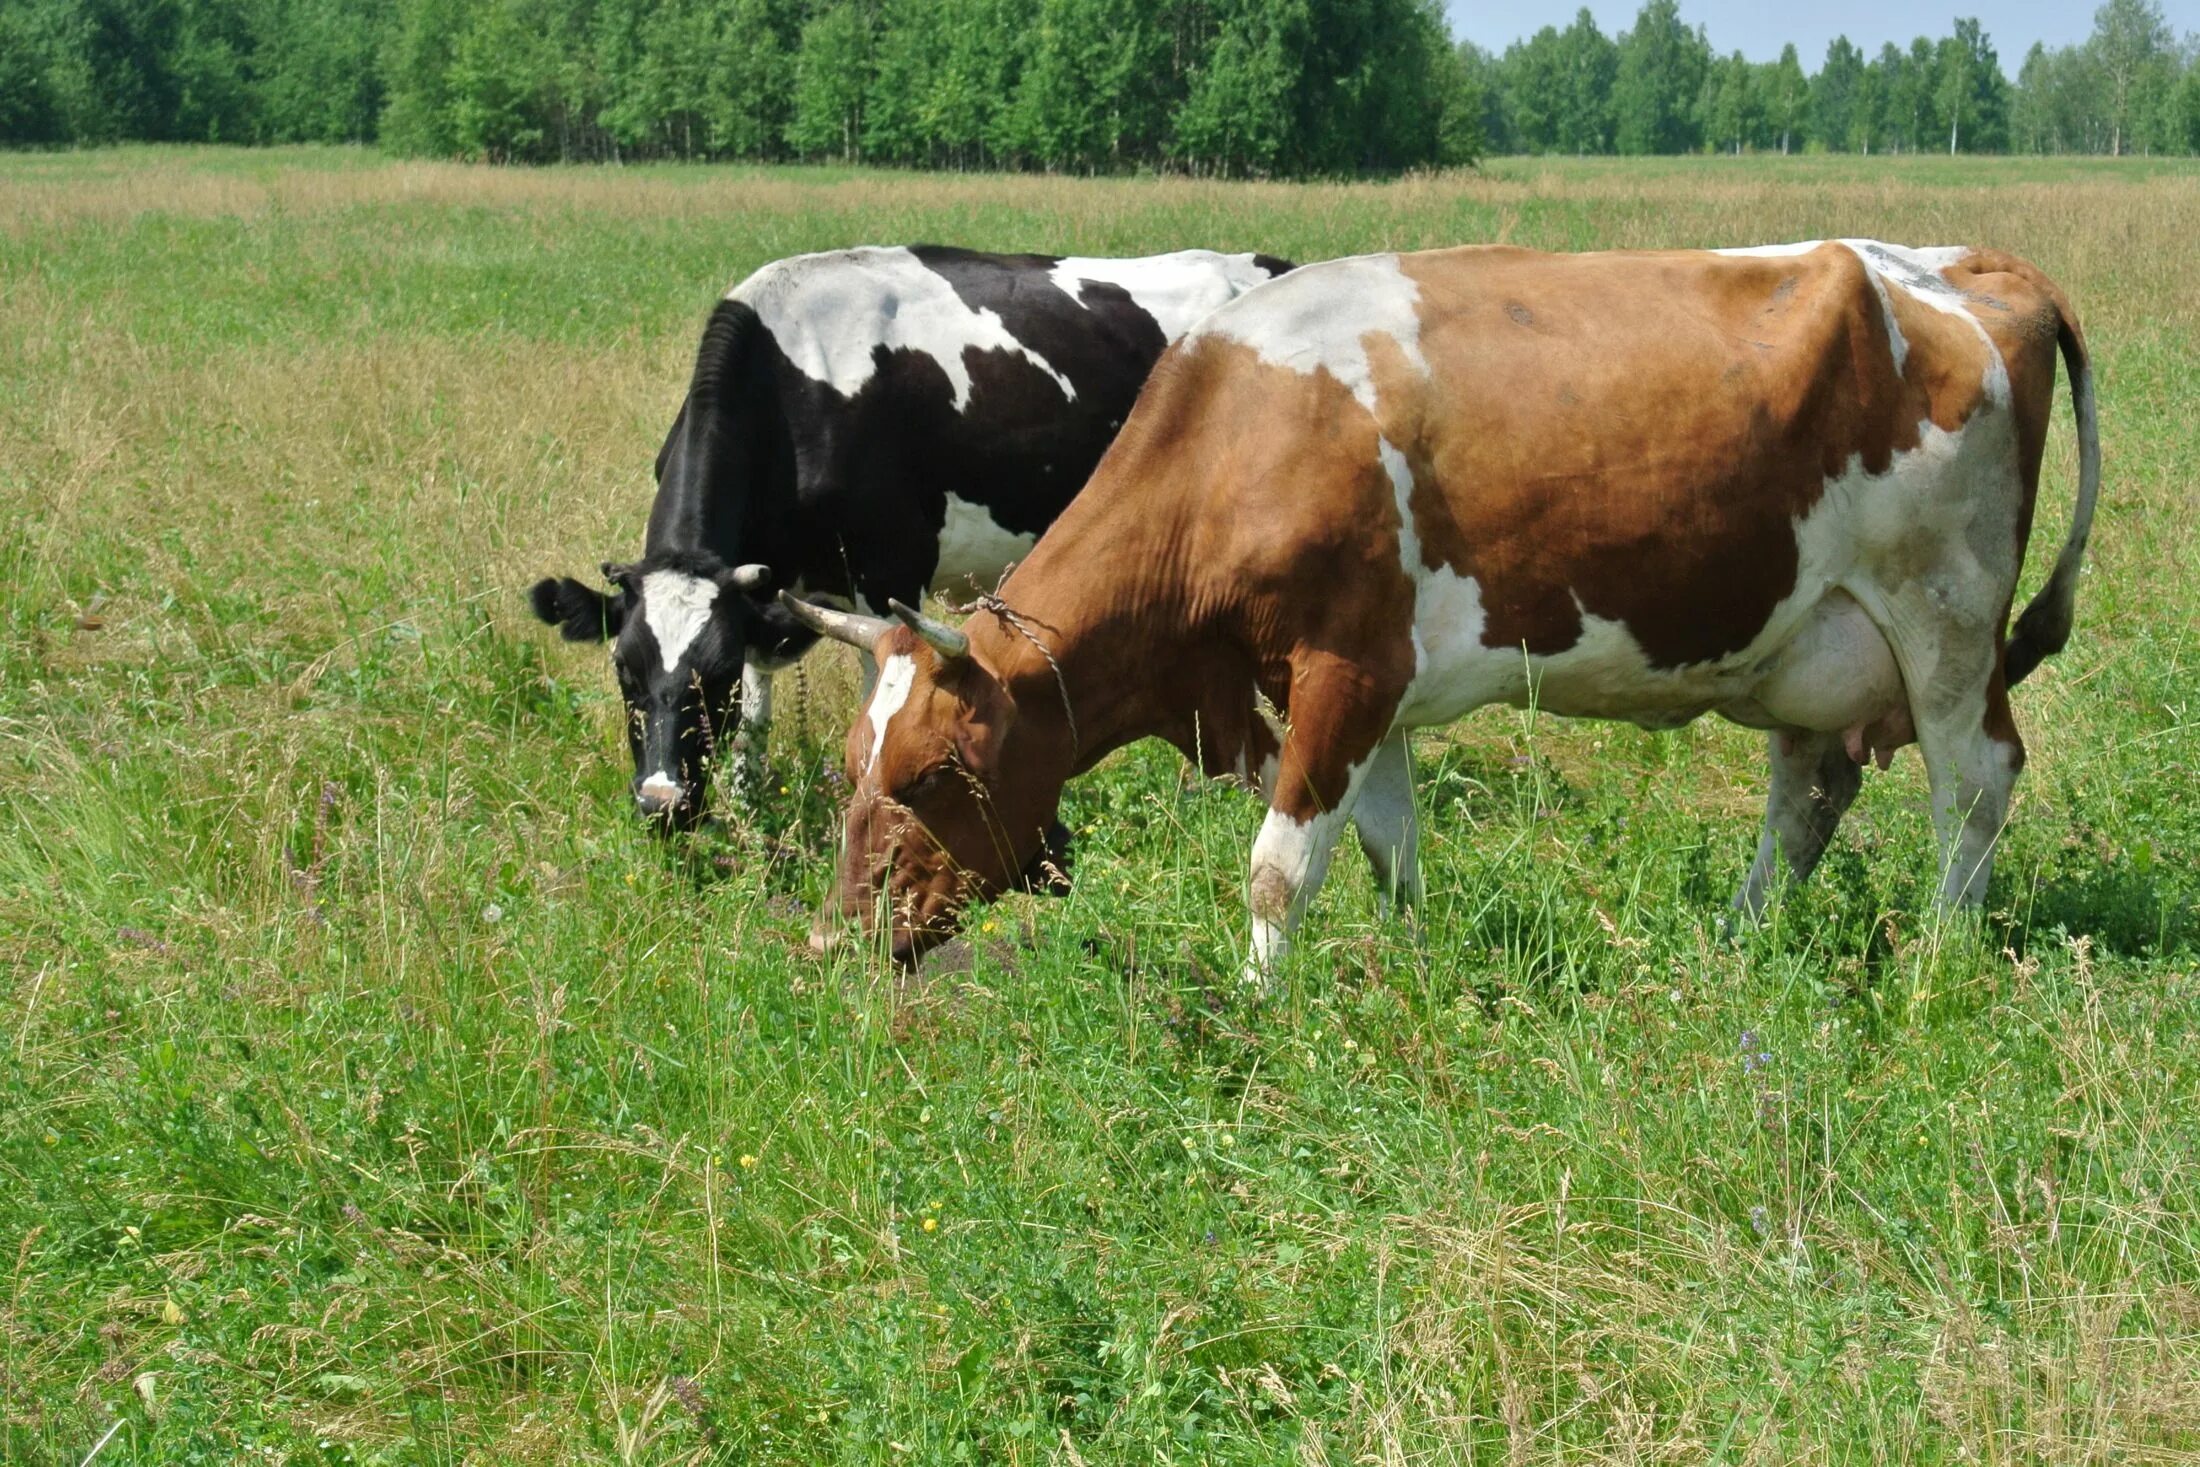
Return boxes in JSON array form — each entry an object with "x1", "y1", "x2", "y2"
[{"x1": 1395, "y1": 569, "x2": 1908, "y2": 739}]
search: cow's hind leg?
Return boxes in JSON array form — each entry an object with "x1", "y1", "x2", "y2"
[
  {"x1": 1873, "y1": 590, "x2": 2026, "y2": 911},
  {"x1": 1912, "y1": 667, "x2": 2024, "y2": 910},
  {"x1": 1730, "y1": 729, "x2": 1862, "y2": 923},
  {"x1": 1351, "y1": 728, "x2": 1423, "y2": 917}
]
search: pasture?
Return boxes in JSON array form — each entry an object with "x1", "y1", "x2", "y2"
[{"x1": 2, "y1": 147, "x2": 2197, "y2": 1464}]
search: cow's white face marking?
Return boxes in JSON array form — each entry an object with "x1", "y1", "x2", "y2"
[
  {"x1": 639, "y1": 571, "x2": 720, "y2": 674},
  {"x1": 1048, "y1": 250, "x2": 1278, "y2": 341},
  {"x1": 933, "y1": 496, "x2": 1040, "y2": 595},
  {"x1": 639, "y1": 769, "x2": 682, "y2": 802},
  {"x1": 731, "y1": 246, "x2": 1074, "y2": 412},
  {"x1": 1186, "y1": 252, "x2": 1427, "y2": 413},
  {"x1": 863, "y1": 654, "x2": 918, "y2": 775}
]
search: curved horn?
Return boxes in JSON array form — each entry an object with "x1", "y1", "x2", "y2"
[
  {"x1": 888, "y1": 599, "x2": 970, "y2": 660},
  {"x1": 777, "y1": 590, "x2": 891, "y2": 649},
  {"x1": 726, "y1": 563, "x2": 771, "y2": 591}
]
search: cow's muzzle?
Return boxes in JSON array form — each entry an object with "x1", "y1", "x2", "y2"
[{"x1": 635, "y1": 773, "x2": 699, "y2": 827}]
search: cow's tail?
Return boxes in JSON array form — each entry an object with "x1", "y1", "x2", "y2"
[{"x1": 2003, "y1": 294, "x2": 2100, "y2": 688}]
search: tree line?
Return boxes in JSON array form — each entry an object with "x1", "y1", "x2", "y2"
[
  {"x1": 1465, "y1": 0, "x2": 2199, "y2": 157},
  {"x1": 0, "y1": 0, "x2": 2192, "y2": 170}
]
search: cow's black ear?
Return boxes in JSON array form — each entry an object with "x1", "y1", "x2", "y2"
[
  {"x1": 744, "y1": 594, "x2": 820, "y2": 663},
  {"x1": 529, "y1": 576, "x2": 625, "y2": 642},
  {"x1": 1016, "y1": 819, "x2": 1075, "y2": 897},
  {"x1": 600, "y1": 560, "x2": 638, "y2": 586}
]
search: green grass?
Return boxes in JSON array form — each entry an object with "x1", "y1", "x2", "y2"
[{"x1": 2, "y1": 146, "x2": 2198, "y2": 1464}]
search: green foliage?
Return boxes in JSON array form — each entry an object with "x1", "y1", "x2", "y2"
[
  {"x1": 0, "y1": 0, "x2": 1478, "y2": 174},
  {"x1": 1611, "y1": 0, "x2": 1707, "y2": 155},
  {"x1": 1810, "y1": 36, "x2": 1867, "y2": 154},
  {"x1": 1701, "y1": 49, "x2": 1760, "y2": 156},
  {"x1": 1, "y1": 4, "x2": 2195, "y2": 180},
  {"x1": 376, "y1": 0, "x2": 462, "y2": 155},
  {"x1": 785, "y1": 1, "x2": 871, "y2": 160},
  {"x1": 1499, "y1": 8, "x2": 1616, "y2": 156},
  {"x1": 444, "y1": 0, "x2": 556, "y2": 161},
  {"x1": 1003, "y1": 0, "x2": 1167, "y2": 170},
  {"x1": 1173, "y1": 0, "x2": 1309, "y2": 177},
  {"x1": 1761, "y1": 42, "x2": 1807, "y2": 153}
]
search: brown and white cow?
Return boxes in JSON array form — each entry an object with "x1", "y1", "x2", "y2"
[{"x1": 782, "y1": 240, "x2": 2100, "y2": 974}]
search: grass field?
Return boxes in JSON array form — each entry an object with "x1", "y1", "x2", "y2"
[{"x1": 3, "y1": 146, "x2": 2197, "y2": 1465}]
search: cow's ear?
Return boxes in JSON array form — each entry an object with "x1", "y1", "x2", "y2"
[
  {"x1": 952, "y1": 667, "x2": 1017, "y2": 775},
  {"x1": 529, "y1": 576, "x2": 626, "y2": 642},
  {"x1": 745, "y1": 594, "x2": 818, "y2": 663}
]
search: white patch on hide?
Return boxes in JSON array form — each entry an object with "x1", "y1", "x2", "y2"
[
  {"x1": 934, "y1": 497, "x2": 1041, "y2": 594},
  {"x1": 1185, "y1": 252, "x2": 1428, "y2": 413},
  {"x1": 731, "y1": 246, "x2": 1074, "y2": 412},
  {"x1": 1048, "y1": 250, "x2": 1279, "y2": 341}
]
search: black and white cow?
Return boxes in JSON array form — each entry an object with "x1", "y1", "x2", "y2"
[{"x1": 531, "y1": 244, "x2": 1292, "y2": 827}]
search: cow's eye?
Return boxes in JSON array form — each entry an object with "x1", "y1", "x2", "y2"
[{"x1": 897, "y1": 765, "x2": 954, "y2": 801}]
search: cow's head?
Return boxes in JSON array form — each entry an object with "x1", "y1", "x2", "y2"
[
  {"x1": 529, "y1": 551, "x2": 785, "y2": 829},
  {"x1": 782, "y1": 594, "x2": 1072, "y2": 966}
]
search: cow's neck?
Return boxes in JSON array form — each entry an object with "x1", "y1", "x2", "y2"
[
  {"x1": 642, "y1": 400, "x2": 762, "y2": 569},
  {"x1": 980, "y1": 492, "x2": 1268, "y2": 784}
]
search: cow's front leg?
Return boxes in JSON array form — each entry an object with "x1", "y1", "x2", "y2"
[
  {"x1": 725, "y1": 664, "x2": 774, "y2": 804},
  {"x1": 1242, "y1": 663, "x2": 1399, "y2": 987},
  {"x1": 741, "y1": 662, "x2": 774, "y2": 733}
]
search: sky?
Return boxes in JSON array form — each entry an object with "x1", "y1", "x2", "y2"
[{"x1": 1446, "y1": 0, "x2": 2200, "y2": 66}]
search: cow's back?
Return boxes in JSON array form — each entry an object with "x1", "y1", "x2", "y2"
[
  {"x1": 1036, "y1": 240, "x2": 2071, "y2": 733},
  {"x1": 719, "y1": 245, "x2": 1284, "y2": 599}
]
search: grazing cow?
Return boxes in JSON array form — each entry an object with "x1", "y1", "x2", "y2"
[
  {"x1": 529, "y1": 244, "x2": 1292, "y2": 827},
  {"x1": 783, "y1": 240, "x2": 2100, "y2": 972}
]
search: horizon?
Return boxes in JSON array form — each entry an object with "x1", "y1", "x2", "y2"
[{"x1": 1445, "y1": 0, "x2": 2195, "y2": 67}]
